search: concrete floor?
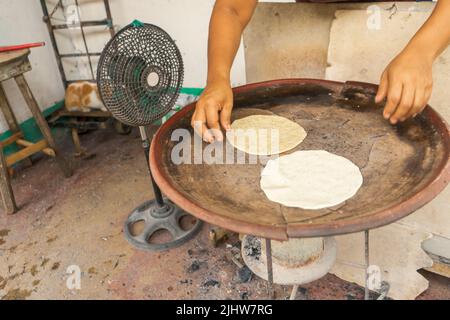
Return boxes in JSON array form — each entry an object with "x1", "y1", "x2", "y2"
[{"x1": 0, "y1": 125, "x2": 448, "y2": 300}]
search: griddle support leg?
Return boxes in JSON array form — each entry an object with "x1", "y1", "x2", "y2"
[
  {"x1": 364, "y1": 230, "x2": 370, "y2": 300},
  {"x1": 265, "y1": 238, "x2": 275, "y2": 300},
  {"x1": 290, "y1": 285, "x2": 299, "y2": 300}
]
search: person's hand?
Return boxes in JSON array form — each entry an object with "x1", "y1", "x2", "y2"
[
  {"x1": 191, "y1": 81, "x2": 233, "y2": 143},
  {"x1": 375, "y1": 49, "x2": 433, "y2": 124}
]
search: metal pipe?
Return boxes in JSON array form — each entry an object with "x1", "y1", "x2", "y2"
[
  {"x1": 48, "y1": 0, "x2": 62, "y2": 19},
  {"x1": 0, "y1": 42, "x2": 45, "y2": 53},
  {"x1": 60, "y1": 53, "x2": 102, "y2": 58},
  {"x1": 103, "y1": 0, "x2": 115, "y2": 37},
  {"x1": 67, "y1": 79, "x2": 99, "y2": 84},
  {"x1": 74, "y1": 0, "x2": 95, "y2": 81},
  {"x1": 40, "y1": 0, "x2": 68, "y2": 88},
  {"x1": 290, "y1": 285, "x2": 299, "y2": 300},
  {"x1": 52, "y1": 19, "x2": 111, "y2": 30},
  {"x1": 265, "y1": 238, "x2": 275, "y2": 299},
  {"x1": 364, "y1": 230, "x2": 370, "y2": 300}
]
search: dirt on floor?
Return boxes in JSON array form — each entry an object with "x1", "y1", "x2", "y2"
[{"x1": 0, "y1": 125, "x2": 448, "y2": 300}]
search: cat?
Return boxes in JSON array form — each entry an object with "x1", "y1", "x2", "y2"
[{"x1": 64, "y1": 81, "x2": 108, "y2": 112}]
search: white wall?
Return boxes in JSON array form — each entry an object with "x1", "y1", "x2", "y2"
[{"x1": 47, "y1": 0, "x2": 247, "y2": 87}]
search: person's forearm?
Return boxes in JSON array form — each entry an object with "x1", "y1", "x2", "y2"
[
  {"x1": 403, "y1": 0, "x2": 450, "y2": 61},
  {"x1": 207, "y1": 0, "x2": 257, "y2": 85}
]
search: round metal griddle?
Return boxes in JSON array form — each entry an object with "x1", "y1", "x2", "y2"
[{"x1": 150, "y1": 79, "x2": 450, "y2": 241}]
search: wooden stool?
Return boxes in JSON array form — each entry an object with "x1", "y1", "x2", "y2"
[{"x1": 0, "y1": 49, "x2": 71, "y2": 215}]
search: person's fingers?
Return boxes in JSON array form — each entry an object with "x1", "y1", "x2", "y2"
[
  {"x1": 375, "y1": 71, "x2": 388, "y2": 104},
  {"x1": 220, "y1": 102, "x2": 233, "y2": 131},
  {"x1": 191, "y1": 110, "x2": 203, "y2": 139},
  {"x1": 412, "y1": 86, "x2": 432, "y2": 118},
  {"x1": 424, "y1": 87, "x2": 432, "y2": 104},
  {"x1": 205, "y1": 103, "x2": 223, "y2": 141},
  {"x1": 383, "y1": 80, "x2": 403, "y2": 120},
  {"x1": 390, "y1": 83, "x2": 415, "y2": 123},
  {"x1": 407, "y1": 86, "x2": 425, "y2": 119},
  {"x1": 420, "y1": 87, "x2": 432, "y2": 115},
  {"x1": 191, "y1": 109, "x2": 200, "y2": 134},
  {"x1": 198, "y1": 107, "x2": 215, "y2": 143},
  {"x1": 191, "y1": 106, "x2": 214, "y2": 143}
]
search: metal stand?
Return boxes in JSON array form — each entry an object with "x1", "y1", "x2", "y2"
[
  {"x1": 290, "y1": 284, "x2": 299, "y2": 300},
  {"x1": 242, "y1": 236, "x2": 336, "y2": 300},
  {"x1": 285, "y1": 232, "x2": 374, "y2": 301},
  {"x1": 364, "y1": 230, "x2": 370, "y2": 300},
  {"x1": 265, "y1": 238, "x2": 275, "y2": 300},
  {"x1": 123, "y1": 126, "x2": 202, "y2": 251},
  {"x1": 40, "y1": 0, "x2": 116, "y2": 87}
]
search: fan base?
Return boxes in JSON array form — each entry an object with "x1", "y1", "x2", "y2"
[{"x1": 124, "y1": 198, "x2": 202, "y2": 251}]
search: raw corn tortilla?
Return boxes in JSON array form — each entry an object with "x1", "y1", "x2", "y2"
[
  {"x1": 260, "y1": 150, "x2": 363, "y2": 209},
  {"x1": 227, "y1": 115, "x2": 307, "y2": 155}
]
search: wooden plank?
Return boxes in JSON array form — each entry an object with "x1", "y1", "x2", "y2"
[
  {"x1": 56, "y1": 109, "x2": 111, "y2": 118},
  {"x1": 0, "y1": 49, "x2": 29, "y2": 66},
  {"x1": 5, "y1": 139, "x2": 48, "y2": 167},
  {"x1": 0, "y1": 146, "x2": 17, "y2": 215},
  {"x1": 14, "y1": 75, "x2": 54, "y2": 144},
  {"x1": 16, "y1": 139, "x2": 55, "y2": 157},
  {"x1": 0, "y1": 59, "x2": 31, "y2": 82},
  {"x1": 14, "y1": 74, "x2": 72, "y2": 177},
  {"x1": 71, "y1": 128, "x2": 85, "y2": 156},
  {"x1": 0, "y1": 132, "x2": 23, "y2": 148},
  {"x1": 0, "y1": 84, "x2": 20, "y2": 132}
]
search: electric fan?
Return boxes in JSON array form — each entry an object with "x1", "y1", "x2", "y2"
[{"x1": 97, "y1": 20, "x2": 202, "y2": 251}]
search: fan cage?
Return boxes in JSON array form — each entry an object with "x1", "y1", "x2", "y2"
[{"x1": 97, "y1": 22, "x2": 184, "y2": 126}]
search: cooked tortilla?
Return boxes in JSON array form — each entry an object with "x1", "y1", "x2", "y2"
[
  {"x1": 260, "y1": 150, "x2": 363, "y2": 209},
  {"x1": 227, "y1": 115, "x2": 307, "y2": 155}
]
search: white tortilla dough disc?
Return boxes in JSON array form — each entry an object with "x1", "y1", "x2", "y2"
[
  {"x1": 227, "y1": 115, "x2": 307, "y2": 155},
  {"x1": 260, "y1": 150, "x2": 363, "y2": 209}
]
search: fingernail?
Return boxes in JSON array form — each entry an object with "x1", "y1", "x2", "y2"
[
  {"x1": 383, "y1": 113, "x2": 390, "y2": 119},
  {"x1": 391, "y1": 118, "x2": 397, "y2": 124}
]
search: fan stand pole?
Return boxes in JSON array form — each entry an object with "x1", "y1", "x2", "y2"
[{"x1": 139, "y1": 126, "x2": 166, "y2": 210}]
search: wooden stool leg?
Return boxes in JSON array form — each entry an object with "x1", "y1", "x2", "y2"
[
  {"x1": 71, "y1": 128, "x2": 86, "y2": 157},
  {"x1": 0, "y1": 84, "x2": 33, "y2": 170},
  {"x1": 0, "y1": 84, "x2": 20, "y2": 132},
  {"x1": 0, "y1": 146, "x2": 17, "y2": 215},
  {"x1": 14, "y1": 75, "x2": 72, "y2": 177}
]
